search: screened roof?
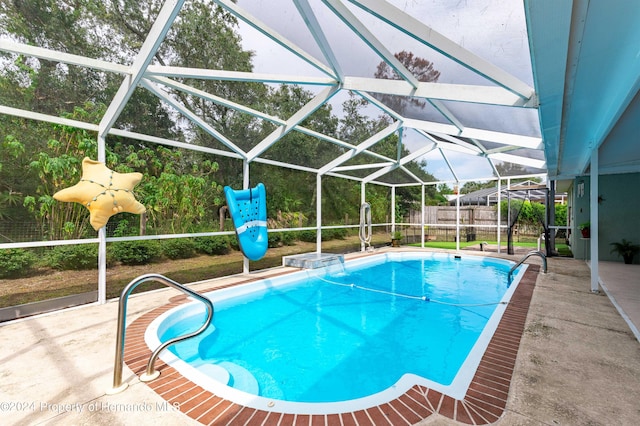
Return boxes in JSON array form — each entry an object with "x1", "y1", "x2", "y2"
[
  {"x1": 1, "y1": 0, "x2": 638, "y2": 187},
  {"x1": 527, "y1": 0, "x2": 640, "y2": 181}
]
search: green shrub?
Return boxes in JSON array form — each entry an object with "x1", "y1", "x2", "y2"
[
  {"x1": 298, "y1": 230, "x2": 316, "y2": 242},
  {"x1": 268, "y1": 232, "x2": 282, "y2": 248},
  {"x1": 0, "y1": 248, "x2": 35, "y2": 278},
  {"x1": 323, "y1": 228, "x2": 347, "y2": 240},
  {"x1": 194, "y1": 236, "x2": 230, "y2": 255},
  {"x1": 161, "y1": 238, "x2": 196, "y2": 259},
  {"x1": 111, "y1": 240, "x2": 161, "y2": 265},
  {"x1": 314, "y1": 228, "x2": 347, "y2": 241},
  {"x1": 228, "y1": 234, "x2": 240, "y2": 251},
  {"x1": 46, "y1": 244, "x2": 98, "y2": 270},
  {"x1": 280, "y1": 231, "x2": 296, "y2": 246},
  {"x1": 110, "y1": 217, "x2": 139, "y2": 237}
]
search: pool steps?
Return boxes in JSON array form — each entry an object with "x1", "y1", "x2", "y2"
[
  {"x1": 178, "y1": 336, "x2": 261, "y2": 395},
  {"x1": 194, "y1": 363, "x2": 230, "y2": 384},
  {"x1": 218, "y1": 361, "x2": 260, "y2": 394}
]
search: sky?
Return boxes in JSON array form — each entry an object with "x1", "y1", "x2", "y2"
[
  {"x1": 236, "y1": 0, "x2": 534, "y2": 84},
  {"x1": 233, "y1": 0, "x2": 541, "y2": 182}
]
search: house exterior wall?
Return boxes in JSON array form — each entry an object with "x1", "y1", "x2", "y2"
[{"x1": 571, "y1": 172, "x2": 640, "y2": 263}]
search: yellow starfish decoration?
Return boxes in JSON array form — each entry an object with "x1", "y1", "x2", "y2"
[{"x1": 53, "y1": 157, "x2": 146, "y2": 231}]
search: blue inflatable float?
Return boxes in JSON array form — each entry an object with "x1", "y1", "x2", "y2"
[{"x1": 224, "y1": 183, "x2": 268, "y2": 261}]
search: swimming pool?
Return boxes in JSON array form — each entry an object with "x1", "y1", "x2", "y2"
[{"x1": 145, "y1": 251, "x2": 526, "y2": 414}]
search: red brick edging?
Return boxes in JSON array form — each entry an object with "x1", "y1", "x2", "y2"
[{"x1": 123, "y1": 265, "x2": 538, "y2": 425}]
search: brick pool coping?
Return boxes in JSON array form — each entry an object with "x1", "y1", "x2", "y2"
[{"x1": 123, "y1": 264, "x2": 539, "y2": 425}]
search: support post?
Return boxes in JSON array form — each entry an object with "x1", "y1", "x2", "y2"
[
  {"x1": 97, "y1": 136, "x2": 106, "y2": 303},
  {"x1": 316, "y1": 174, "x2": 322, "y2": 253},
  {"x1": 455, "y1": 182, "x2": 460, "y2": 251},
  {"x1": 421, "y1": 184, "x2": 425, "y2": 247},
  {"x1": 361, "y1": 183, "x2": 366, "y2": 252},
  {"x1": 497, "y1": 179, "x2": 502, "y2": 254},
  {"x1": 98, "y1": 227, "x2": 107, "y2": 304},
  {"x1": 590, "y1": 149, "x2": 599, "y2": 292},
  {"x1": 549, "y1": 180, "x2": 556, "y2": 254},
  {"x1": 391, "y1": 186, "x2": 396, "y2": 233},
  {"x1": 507, "y1": 178, "x2": 512, "y2": 254},
  {"x1": 243, "y1": 160, "x2": 250, "y2": 274}
]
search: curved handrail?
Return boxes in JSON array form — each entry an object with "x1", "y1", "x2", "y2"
[
  {"x1": 508, "y1": 250, "x2": 547, "y2": 281},
  {"x1": 359, "y1": 202, "x2": 372, "y2": 250},
  {"x1": 108, "y1": 273, "x2": 214, "y2": 394}
]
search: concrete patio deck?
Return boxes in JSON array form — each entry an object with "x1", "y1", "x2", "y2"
[{"x1": 1, "y1": 251, "x2": 638, "y2": 425}]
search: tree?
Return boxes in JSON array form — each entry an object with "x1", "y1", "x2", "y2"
[
  {"x1": 0, "y1": 0, "x2": 107, "y2": 115},
  {"x1": 23, "y1": 105, "x2": 104, "y2": 240},
  {"x1": 126, "y1": 0, "x2": 268, "y2": 190},
  {"x1": 372, "y1": 52, "x2": 442, "y2": 213},
  {"x1": 495, "y1": 162, "x2": 542, "y2": 182},
  {"x1": 0, "y1": 0, "x2": 177, "y2": 231},
  {"x1": 96, "y1": 0, "x2": 264, "y2": 145},
  {"x1": 336, "y1": 92, "x2": 443, "y2": 221},
  {"x1": 460, "y1": 181, "x2": 494, "y2": 194},
  {"x1": 554, "y1": 203, "x2": 567, "y2": 226},
  {"x1": 0, "y1": 0, "x2": 116, "y2": 226},
  {"x1": 21, "y1": 106, "x2": 226, "y2": 239},
  {"x1": 129, "y1": 146, "x2": 223, "y2": 234},
  {"x1": 373, "y1": 50, "x2": 440, "y2": 115},
  {"x1": 0, "y1": 135, "x2": 26, "y2": 220},
  {"x1": 437, "y1": 183, "x2": 453, "y2": 194},
  {"x1": 0, "y1": 0, "x2": 269, "y2": 238},
  {"x1": 253, "y1": 85, "x2": 341, "y2": 223}
]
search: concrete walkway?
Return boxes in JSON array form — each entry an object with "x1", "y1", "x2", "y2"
[
  {"x1": 1, "y1": 253, "x2": 638, "y2": 425},
  {"x1": 598, "y1": 261, "x2": 640, "y2": 342},
  {"x1": 493, "y1": 258, "x2": 640, "y2": 425}
]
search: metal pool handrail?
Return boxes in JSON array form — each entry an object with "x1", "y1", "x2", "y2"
[
  {"x1": 107, "y1": 273, "x2": 214, "y2": 394},
  {"x1": 508, "y1": 250, "x2": 547, "y2": 281}
]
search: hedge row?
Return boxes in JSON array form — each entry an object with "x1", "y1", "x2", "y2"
[
  {"x1": 0, "y1": 235, "x2": 231, "y2": 278},
  {"x1": 0, "y1": 229, "x2": 351, "y2": 278}
]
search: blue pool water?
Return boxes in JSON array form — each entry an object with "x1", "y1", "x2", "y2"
[{"x1": 147, "y1": 252, "x2": 524, "y2": 407}]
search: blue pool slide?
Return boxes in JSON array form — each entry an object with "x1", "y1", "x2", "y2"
[{"x1": 223, "y1": 183, "x2": 268, "y2": 261}]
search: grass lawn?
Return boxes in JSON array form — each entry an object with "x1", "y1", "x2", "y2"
[{"x1": 409, "y1": 240, "x2": 571, "y2": 255}]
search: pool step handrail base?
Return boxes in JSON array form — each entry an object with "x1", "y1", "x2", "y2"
[
  {"x1": 140, "y1": 370, "x2": 161, "y2": 382},
  {"x1": 106, "y1": 383, "x2": 128, "y2": 395}
]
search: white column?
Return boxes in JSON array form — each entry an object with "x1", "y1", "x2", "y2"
[
  {"x1": 243, "y1": 160, "x2": 250, "y2": 274},
  {"x1": 421, "y1": 185, "x2": 425, "y2": 247},
  {"x1": 497, "y1": 179, "x2": 502, "y2": 254},
  {"x1": 549, "y1": 180, "x2": 556, "y2": 254},
  {"x1": 361, "y1": 183, "x2": 366, "y2": 252},
  {"x1": 590, "y1": 149, "x2": 599, "y2": 292},
  {"x1": 97, "y1": 136, "x2": 106, "y2": 303},
  {"x1": 97, "y1": 228, "x2": 107, "y2": 304},
  {"x1": 455, "y1": 182, "x2": 460, "y2": 251},
  {"x1": 507, "y1": 178, "x2": 511, "y2": 254},
  {"x1": 391, "y1": 186, "x2": 396, "y2": 233},
  {"x1": 316, "y1": 174, "x2": 322, "y2": 253}
]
